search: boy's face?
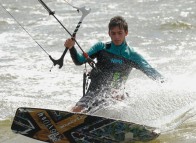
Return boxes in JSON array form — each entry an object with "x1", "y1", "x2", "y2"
[{"x1": 108, "y1": 26, "x2": 128, "y2": 46}]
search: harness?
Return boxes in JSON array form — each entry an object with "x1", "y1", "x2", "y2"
[{"x1": 83, "y1": 64, "x2": 91, "y2": 96}]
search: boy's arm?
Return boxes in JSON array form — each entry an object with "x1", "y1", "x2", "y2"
[
  {"x1": 69, "y1": 42, "x2": 105, "y2": 65},
  {"x1": 131, "y1": 52, "x2": 165, "y2": 82}
]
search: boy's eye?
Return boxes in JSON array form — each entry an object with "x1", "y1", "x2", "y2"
[{"x1": 111, "y1": 32, "x2": 123, "y2": 35}]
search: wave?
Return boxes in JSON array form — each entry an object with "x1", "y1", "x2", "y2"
[
  {"x1": 0, "y1": 119, "x2": 43, "y2": 143},
  {"x1": 0, "y1": 20, "x2": 9, "y2": 26},
  {"x1": 160, "y1": 20, "x2": 194, "y2": 30},
  {"x1": 0, "y1": 119, "x2": 14, "y2": 142}
]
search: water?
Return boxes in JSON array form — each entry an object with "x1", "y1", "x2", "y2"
[{"x1": 0, "y1": 0, "x2": 196, "y2": 142}]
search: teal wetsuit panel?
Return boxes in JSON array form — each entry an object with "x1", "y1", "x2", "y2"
[{"x1": 70, "y1": 41, "x2": 163, "y2": 82}]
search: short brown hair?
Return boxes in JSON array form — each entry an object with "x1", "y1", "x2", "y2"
[{"x1": 108, "y1": 16, "x2": 128, "y2": 32}]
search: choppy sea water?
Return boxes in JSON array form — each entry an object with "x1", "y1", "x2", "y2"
[{"x1": 0, "y1": 0, "x2": 196, "y2": 142}]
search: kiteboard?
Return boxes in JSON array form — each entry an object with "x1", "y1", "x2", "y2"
[{"x1": 11, "y1": 107, "x2": 160, "y2": 143}]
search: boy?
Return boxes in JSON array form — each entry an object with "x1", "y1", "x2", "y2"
[{"x1": 64, "y1": 16, "x2": 164, "y2": 113}]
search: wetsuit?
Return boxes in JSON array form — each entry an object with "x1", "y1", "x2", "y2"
[{"x1": 69, "y1": 41, "x2": 164, "y2": 110}]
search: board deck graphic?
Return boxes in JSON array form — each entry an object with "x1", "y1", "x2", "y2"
[{"x1": 11, "y1": 107, "x2": 160, "y2": 143}]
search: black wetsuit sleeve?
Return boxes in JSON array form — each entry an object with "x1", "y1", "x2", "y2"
[{"x1": 69, "y1": 47, "x2": 83, "y2": 65}]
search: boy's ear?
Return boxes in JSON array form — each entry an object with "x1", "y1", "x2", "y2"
[
  {"x1": 125, "y1": 31, "x2": 128, "y2": 36},
  {"x1": 108, "y1": 30, "x2": 111, "y2": 37}
]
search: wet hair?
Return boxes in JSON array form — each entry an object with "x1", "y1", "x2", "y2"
[{"x1": 108, "y1": 16, "x2": 128, "y2": 32}]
